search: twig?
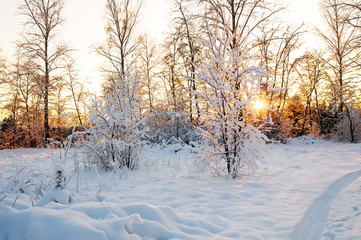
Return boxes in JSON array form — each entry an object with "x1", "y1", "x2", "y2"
[
  {"x1": 0, "y1": 194, "x2": 7, "y2": 202},
  {"x1": 12, "y1": 193, "x2": 20, "y2": 208}
]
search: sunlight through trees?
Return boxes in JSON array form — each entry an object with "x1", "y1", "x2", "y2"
[{"x1": 0, "y1": 0, "x2": 360, "y2": 160}]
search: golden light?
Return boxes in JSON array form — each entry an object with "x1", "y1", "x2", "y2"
[{"x1": 253, "y1": 99, "x2": 266, "y2": 112}]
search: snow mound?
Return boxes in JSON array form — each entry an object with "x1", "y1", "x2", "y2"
[
  {"x1": 54, "y1": 164, "x2": 65, "y2": 172},
  {"x1": 0, "y1": 200, "x2": 221, "y2": 240},
  {"x1": 36, "y1": 189, "x2": 73, "y2": 206}
]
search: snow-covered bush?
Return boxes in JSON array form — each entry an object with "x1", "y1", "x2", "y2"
[
  {"x1": 145, "y1": 111, "x2": 200, "y2": 145},
  {"x1": 6, "y1": 166, "x2": 52, "y2": 206},
  {"x1": 332, "y1": 105, "x2": 361, "y2": 143},
  {"x1": 36, "y1": 164, "x2": 73, "y2": 205},
  {"x1": 74, "y1": 71, "x2": 146, "y2": 171}
]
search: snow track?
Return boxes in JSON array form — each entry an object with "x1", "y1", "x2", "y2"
[{"x1": 291, "y1": 169, "x2": 361, "y2": 240}]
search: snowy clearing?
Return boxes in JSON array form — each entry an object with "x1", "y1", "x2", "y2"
[{"x1": 0, "y1": 138, "x2": 361, "y2": 240}]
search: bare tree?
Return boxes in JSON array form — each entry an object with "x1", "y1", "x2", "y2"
[
  {"x1": 0, "y1": 50, "x2": 6, "y2": 84},
  {"x1": 257, "y1": 23, "x2": 304, "y2": 111},
  {"x1": 160, "y1": 31, "x2": 186, "y2": 139},
  {"x1": 97, "y1": 0, "x2": 142, "y2": 81},
  {"x1": 317, "y1": 0, "x2": 361, "y2": 142},
  {"x1": 63, "y1": 58, "x2": 87, "y2": 126},
  {"x1": 342, "y1": 0, "x2": 361, "y2": 28},
  {"x1": 174, "y1": 0, "x2": 202, "y2": 125},
  {"x1": 197, "y1": 0, "x2": 282, "y2": 53},
  {"x1": 0, "y1": 51, "x2": 7, "y2": 111},
  {"x1": 18, "y1": 0, "x2": 70, "y2": 146},
  {"x1": 138, "y1": 34, "x2": 161, "y2": 114},
  {"x1": 14, "y1": 57, "x2": 43, "y2": 146},
  {"x1": 252, "y1": 22, "x2": 306, "y2": 141},
  {"x1": 52, "y1": 76, "x2": 67, "y2": 127},
  {"x1": 294, "y1": 52, "x2": 327, "y2": 136}
]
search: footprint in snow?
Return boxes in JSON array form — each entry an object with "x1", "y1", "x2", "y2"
[{"x1": 352, "y1": 206, "x2": 361, "y2": 216}]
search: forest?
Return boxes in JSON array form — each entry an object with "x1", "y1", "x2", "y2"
[{"x1": 0, "y1": 0, "x2": 360, "y2": 174}]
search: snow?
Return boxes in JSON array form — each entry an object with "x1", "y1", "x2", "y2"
[
  {"x1": 36, "y1": 189, "x2": 73, "y2": 206},
  {"x1": 0, "y1": 139, "x2": 361, "y2": 239}
]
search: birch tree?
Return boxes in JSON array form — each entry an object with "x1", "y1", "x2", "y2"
[{"x1": 18, "y1": 0, "x2": 70, "y2": 146}]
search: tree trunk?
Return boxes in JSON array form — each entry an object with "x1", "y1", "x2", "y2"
[{"x1": 44, "y1": 58, "x2": 50, "y2": 147}]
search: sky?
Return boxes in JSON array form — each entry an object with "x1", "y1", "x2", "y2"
[
  {"x1": 0, "y1": 0, "x2": 170, "y2": 93},
  {"x1": 0, "y1": 0, "x2": 321, "y2": 93}
]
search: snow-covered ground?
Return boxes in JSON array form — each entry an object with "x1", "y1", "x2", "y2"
[{"x1": 0, "y1": 138, "x2": 360, "y2": 240}]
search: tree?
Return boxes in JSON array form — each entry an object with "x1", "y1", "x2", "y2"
[
  {"x1": 192, "y1": 0, "x2": 281, "y2": 177},
  {"x1": 18, "y1": 0, "x2": 70, "y2": 146},
  {"x1": 52, "y1": 76, "x2": 67, "y2": 127},
  {"x1": 96, "y1": 0, "x2": 141, "y2": 81},
  {"x1": 160, "y1": 31, "x2": 189, "y2": 140},
  {"x1": 294, "y1": 52, "x2": 327, "y2": 136},
  {"x1": 63, "y1": 58, "x2": 88, "y2": 126},
  {"x1": 255, "y1": 23, "x2": 304, "y2": 141},
  {"x1": 10, "y1": 57, "x2": 44, "y2": 147},
  {"x1": 196, "y1": 20, "x2": 268, "y2": 178},
  {"x1": 343, "y1": 0, "x2": 361, "y2": 28},
  {"x1": 174, "y1": 0, "x2": 202, "y2": 125},
  {"x1": 197, "y1": 0, "x2": 282, "y2": 54},
  {"x1": 74, "y1": 0, "x2": 145, "y2": 170},
  {"x1": 0, "y1": 51, "x2": 8, "y2": 116},
  {"x1": 317, "y1": 0, "x2": 361, "y2": 142},
  {"x1": 138, "y1": 34, "x2": 161, "y2": 114},
  {"x1": 257, "y1": 24, "x2": 304, "y2": 112},
  {"x1": 0, "y1": 50, "x2": 6, "y2": 85}
]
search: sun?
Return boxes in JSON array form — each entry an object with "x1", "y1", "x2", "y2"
[{"x1": 253, "y1": 99, "x2": 266, "y2": 112}]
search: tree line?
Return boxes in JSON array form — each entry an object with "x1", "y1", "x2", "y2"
[{"x1": 0, "y1": 0, "x2": 360, "y2": 152}]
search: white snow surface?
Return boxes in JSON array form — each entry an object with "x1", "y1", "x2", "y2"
[{"x1": 0, "y1": 138, "x2": 361, "y2": 240}]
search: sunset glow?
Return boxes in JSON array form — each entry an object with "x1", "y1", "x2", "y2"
[{"x1": 253, "y1": 99, "x2": 266, "y2": 112}]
